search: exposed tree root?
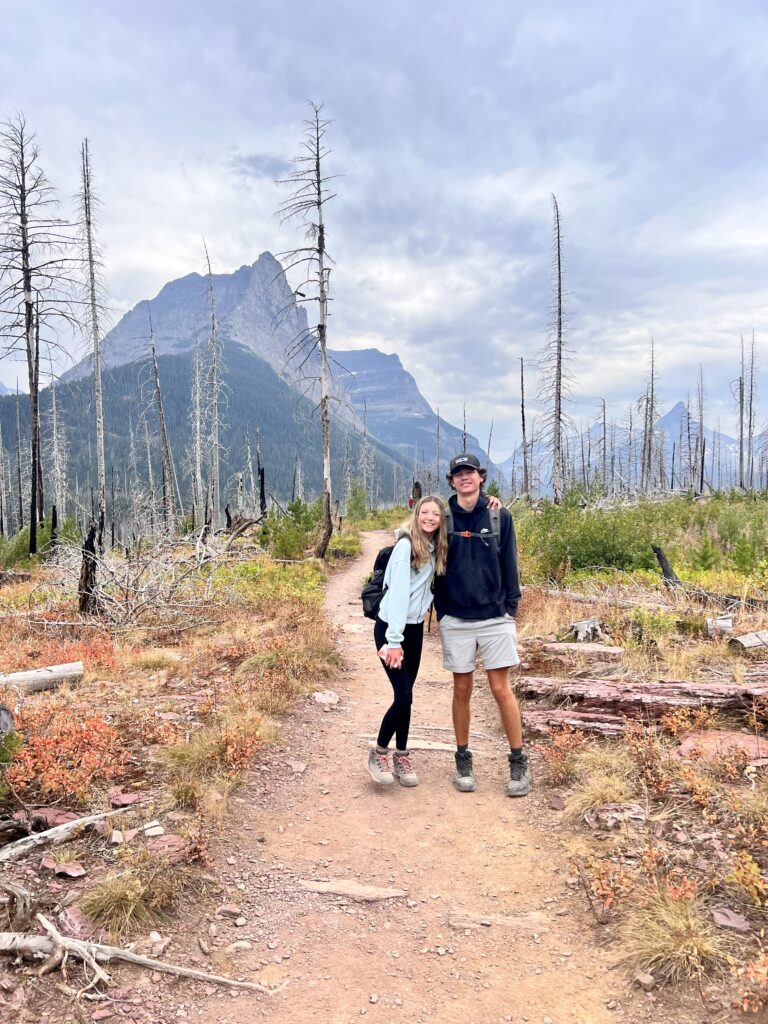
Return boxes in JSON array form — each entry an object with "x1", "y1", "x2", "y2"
[{"x1": 0, "y1": 913, "x2": 287, "y2": 995}]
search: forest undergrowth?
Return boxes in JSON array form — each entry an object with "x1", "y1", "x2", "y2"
[{"x1": 1, "y1": 493, "x2": 768, "y2": 1014}]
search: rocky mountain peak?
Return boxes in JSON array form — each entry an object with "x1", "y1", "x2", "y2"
[{"x1": 67, "y1": 252, "x2": 309, "y2": 382}]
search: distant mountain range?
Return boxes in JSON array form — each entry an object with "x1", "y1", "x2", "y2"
[
  {"x1": 64, "y1": 253, "x2": 495, "y2": 482},
  {"x1": 2, "y1": 253, "x2": 751, "y2": 516}
]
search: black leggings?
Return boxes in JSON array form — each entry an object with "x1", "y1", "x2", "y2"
[{"x1": 374, "y1": 618, "x2": 424, "y2": 750}]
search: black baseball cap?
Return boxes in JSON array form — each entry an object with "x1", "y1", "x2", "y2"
[{"x1": 448, "y1": 453, "x2": 484, "y2": 475}]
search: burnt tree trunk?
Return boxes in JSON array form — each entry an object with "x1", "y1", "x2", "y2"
[
  {"x1": 77, "y1": 522, "x2": 100, "y2": 615},
  {"x1": 652, "y1": 545, "x2": 682, "y2": 586}
]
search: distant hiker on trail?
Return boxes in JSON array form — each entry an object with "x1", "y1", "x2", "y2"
[
  {"x1": 433, "y1": 453, "x2": 531, "y2": 797},
  {"x1": 367, "y1": 496, "x2": 448, "y2": 788}
]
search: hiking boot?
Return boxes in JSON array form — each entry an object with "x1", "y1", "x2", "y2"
[
  {"x1": 454, "y1": 749, "x2": 476, "y2": 792},
  {"x1": 368, "y1": 747, "x2": 394, "y2": 785},
  {"x1": 506, "y1": 752, "x2": 532, "y2": 798},
  {"x1": 393, "y1": 750, "x2": 418, "y2": 787}
]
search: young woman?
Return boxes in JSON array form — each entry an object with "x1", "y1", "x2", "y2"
[{"x1": 368, "y1": 496, "x2": 448, "y2": 787}]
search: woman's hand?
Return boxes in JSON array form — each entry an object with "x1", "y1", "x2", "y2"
[
  {"x1": 486, "y1": 495, "x2": 503, "y2": 510},
  {"x1": 379, "y1": 645, "x2": 404, "y2": 669}
]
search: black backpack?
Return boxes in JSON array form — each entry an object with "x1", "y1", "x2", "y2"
[{"x1": 361, "y1": 538, "x2": 409, "y2": 620}]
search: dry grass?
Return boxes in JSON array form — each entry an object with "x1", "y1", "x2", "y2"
[
  {"x1": 516, "y1": 589, "x2": 584, "y2": 639},
  {"x1": 125, "y1": 649, "x2": 180, "y2": 672},
  {"x1": 622, "y1": 892, "x2": 731, "y2": 982},
  {"x1": 572, "y1": 744, "x2": 635, "y2": 781},
  {"x1": 731, "y1": 780, "x2": 768, "y2": 826},
  {"x1": 565, "y1": 770, "x2": 636, "y2": 820},
  {"x1": 80, "y1": 851, "x2": 203, "y2": 938}
]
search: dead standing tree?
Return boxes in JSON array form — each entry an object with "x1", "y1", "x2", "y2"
[
  {"x1": 78, "y1": 138, "x2": 108, "y2": 553},
  {"x1": 537, "y1": 194, "x2": 571, "y2": 505},
  {"x1": 203, "y1": 242, "x2": 221, "y2": 530},
  {"x1": 0, "y1": 114, "x2": 78, "y2": 554},
  {"x1": 146, "y1": 304, "x2": 177, "y2": 536},
  {"x1": 278, "y1": 103, "x2": 336, "y2": 558}
]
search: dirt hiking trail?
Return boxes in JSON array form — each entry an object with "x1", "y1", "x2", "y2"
[{"x1": 191, "y1": 532, "x2": 641, "y2": 1024}]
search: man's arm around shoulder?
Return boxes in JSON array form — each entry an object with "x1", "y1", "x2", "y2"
[{"x1": 499, "y1": 508, "x2": 521, "y2": 618}]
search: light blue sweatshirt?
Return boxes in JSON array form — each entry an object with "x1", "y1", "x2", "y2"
[{"x1": 378, "y1": 534, "x2": 436, "y2": 648}]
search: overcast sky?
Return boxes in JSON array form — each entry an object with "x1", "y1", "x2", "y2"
[{"x1": 1, "y1": 0, "x2": 767, "y2": 459}]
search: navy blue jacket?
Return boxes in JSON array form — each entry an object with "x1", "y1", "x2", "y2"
[{"x1": 433, "y1": 493, "x2": 521, "y2": 621}]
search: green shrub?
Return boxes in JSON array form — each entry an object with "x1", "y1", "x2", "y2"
[
  {"x1": 691, "y1": 534, "x2": 719, "y2": 570},
  {"x1": 0, "y1": 517, "x2": 80, "y2": 570},
  {"x1": 732, "y1": 535, "x2": 759, "y2": 573},
  {"x1": 327, "y1": 531, "x2": 361, "y2": 558},
  {"x1": 258, "y1": 499, "x2": 323, "y2": 559},
  {"x1": 345, "y1": 480, "x2": 367, "y2": 522}
]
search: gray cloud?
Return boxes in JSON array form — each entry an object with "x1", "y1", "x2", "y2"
[{"x1": 0, "y1": 0, "x2": 766, "y2": 457}]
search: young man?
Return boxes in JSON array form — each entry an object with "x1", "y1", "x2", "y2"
[{"x1": 433, "y1": 453, "x2": 531, "y2": 797}]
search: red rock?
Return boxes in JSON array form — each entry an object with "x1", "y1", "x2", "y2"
[
  {"x1": 54, "y1": 860, "x2": 86, "y2": 878},
  {"x1": 14, "y1": 807, "x2": 81, "y2": 827},
  {"x1": 40, "y1": 854, "x2": 57, "y2": 871},
  {"x1": 712, "y1": 907, "x2": 751, "y2": 932},
  {"x1": 57, "y1": 906, "x2": 95, "y2": 938},
  {"x1": 678, "y1": 730, "x2": 767, "y2": 760},
  {"x1": 108, "y1": 789, "x2": 144, "y2": 808},
  {"x1": 92, "y1": 1009, "x2": 114, "y2": 1021},
  {"x1": 216, "y1": 903, "x2": 243, "y2": 919},
  {"x1": 147, "y1": 834, "x2": 190, "y2": 864}
]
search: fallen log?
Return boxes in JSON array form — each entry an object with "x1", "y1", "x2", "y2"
[
  {"x1": 518, "y1": 675, "x2": 768, "y2": 719},
  {"x1": 729, "y1": 631, "x2": 768, "y2": 654},
  {"x1": 0, "y1": 809, "x2": 122, "y2": 863},
  {"x1": 567, "y1": 618, "x2": 603, "y2": 642},
  {"x1": 706, "y1": 615, "x2": 733, "y2": 637},
  {"x1": 0, "y1": 661, "x2": 84, "y2": 694},
  {"x1": 542, "y1": 642, "x2": 623, "y2": 660},
  {"x1": 524, "y1": 707, "x2": 627, "y2": 737},
  {"x1": 0, "y1": 571, "x2": 31, "y2": 588}
]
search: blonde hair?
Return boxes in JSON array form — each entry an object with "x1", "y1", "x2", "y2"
[{"x1": 399, "y1": 495, "x2": 447, "y2": 575}]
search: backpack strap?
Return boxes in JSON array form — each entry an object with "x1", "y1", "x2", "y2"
[{"x1": 445, "y1": 504, "x2": 502, "y2": 542}]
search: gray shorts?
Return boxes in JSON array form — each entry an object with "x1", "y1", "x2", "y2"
[{"x1": 439, "y1": 614, "x2": 520, "y2": 674}]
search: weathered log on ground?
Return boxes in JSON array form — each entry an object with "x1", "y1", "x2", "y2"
[
  {"x1": 0, "y1": 809, "x2": 121, "y2": 863},
  {"x1": 706, "y1": 615, "x2": 733, "y2": 637},
  {"x1": 524, "y1": 707, "x2": 627, "y2": 737},
  {"x1": 567, "y1": 617, "x2": 603, "y2": 642},
  {"x1": 518, "y1": 675, "x2": 768, "y2": 718},
  {"x1": 729, "y1": 631, "x2": 768, "y2": 654},
  {"x1": 542, "y1": 642, "x2": 623, "y2": 660},
  {"x1": 0, "y1": 661, "x2": 83, "y2": 694}
]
